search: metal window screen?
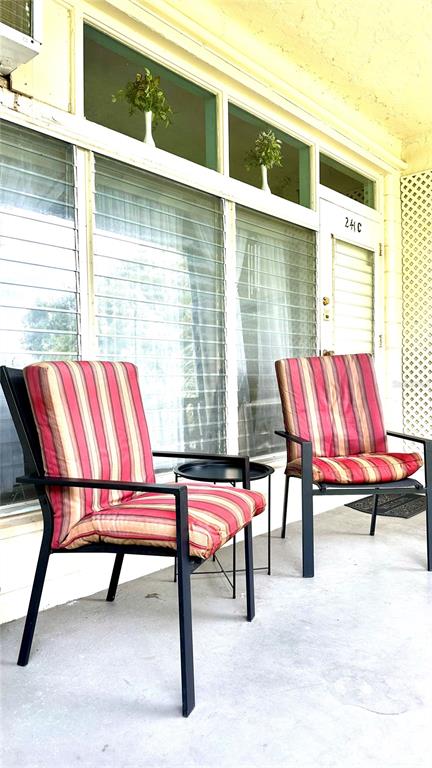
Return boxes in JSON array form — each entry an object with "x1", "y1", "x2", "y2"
[
  {"x1": 401, "y1": 170, "x2": 432, "y2": 437},
  {"x1": 0, "y1": 0, "x2": 32, "y2": 36}
]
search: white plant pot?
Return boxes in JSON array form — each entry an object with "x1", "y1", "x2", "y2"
[
  {"x1": 144, "y1": 111, "x2": 155, "y2": 147},
  {"x1": 260, "y1": 165, "x2": 270, "y2": 192}
]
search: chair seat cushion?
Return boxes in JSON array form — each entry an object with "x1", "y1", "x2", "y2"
[
  {"x1": 60, "y1": 484, "x2": 266, "y2": 558},
  {"x1": 286, "y1": 452, "x2": 423, "y2": 484}
]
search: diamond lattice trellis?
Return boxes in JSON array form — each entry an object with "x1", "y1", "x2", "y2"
[{"x1": 401, "y1": 170, "x2": 432, "y2": 437}]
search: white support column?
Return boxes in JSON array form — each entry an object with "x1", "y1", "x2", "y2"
[
  {"x1": 70, "y1": 5, "x2": 84, "y2": 117},
  {"x1": 75, "y1": 147, "x2": 96, "y2": 359},
  {"x1": 224, "y1": 200, "x2": 239, "y2": 454},
  {"x1": 382, "y1": 171, "x2": 403, "y2": 429}
]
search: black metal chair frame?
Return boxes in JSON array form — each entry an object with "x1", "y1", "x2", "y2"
[
  {"x1": 1, "y1": 366, "x2": 256, "y2": 718},
  {"x1": 276, "y1": 429, "x2": 432, "y2": 578}
]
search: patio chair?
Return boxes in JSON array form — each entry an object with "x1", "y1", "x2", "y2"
[
  {"x1": 275, "y1": 353, "x2": 431, "y2": 577},
  {"x1": 0, "y1": 361, "x2": 266, "y2": 717}
]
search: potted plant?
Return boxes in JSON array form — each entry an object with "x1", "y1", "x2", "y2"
[
  {"x1": 245, "y1": 129, "x2": 283, "y2": 192},
  {"x1": 112, "y1": 69, "x2": 172, "y2": 147}
]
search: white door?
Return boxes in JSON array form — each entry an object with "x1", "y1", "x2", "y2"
[
  {"x1": 332, "y1": 238, "x2": 374, "y2": 354},
  {"x1": 319, "y1": 195, "x2": 383, "y2": 369}
]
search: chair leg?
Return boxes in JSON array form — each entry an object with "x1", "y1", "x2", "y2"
[
  {"x1": 424, "y1": 442, "x2": 432, "y2": 571},
  {"x1": 177, "y1": 554, "x2": 195, "y2": 717},
  {"x1": 232, "y1": 535, "x2": 236, "y2": 599},
  {"x1": 106, "y1": 553, "x2": 124, "y2": 602},
  {"x1": 17, "y1": 538, "x2": 51, "y2": 666},
  {"x1": 267, "y1": 473, "x2": 271, "y2": 575},
  {"x1": 281, "y1": 475, "x2": 290, "y2": 539},
  {"x1": 302, "y1": 480, "x2": 314, "y2": 578},
  {"x1": 369, "y1": 495, "x2": 379, "y2": 536},
  {"x1": 244, "y1": 522, "x2": 255, "y2": 621},
  {"x1": 426, "y1": 488, "x2": 432, "y2": 572}
]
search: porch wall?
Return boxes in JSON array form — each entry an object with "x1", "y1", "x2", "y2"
[{"x1": 0, "y1": 0, "x2": 409, "y2": 624}]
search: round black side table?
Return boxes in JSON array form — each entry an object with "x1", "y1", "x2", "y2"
[{"x1": 173, "y1": 460, "x2": 273, "y2": 598}]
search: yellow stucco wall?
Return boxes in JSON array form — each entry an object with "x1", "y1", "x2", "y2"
[
  {"x1": 403, "y1": 132, "x2": 432, "y2": 174},
  {"x1": 11, "y1": 0, "x2": 74, "y2": 111},
  {"x1": 9, "y1": 0, "x2": 404, "y2": 171}
]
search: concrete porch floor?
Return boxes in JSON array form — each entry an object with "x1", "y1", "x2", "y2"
[{"x1": 1, "y1": 505, "x2": 432, "y2": 768}]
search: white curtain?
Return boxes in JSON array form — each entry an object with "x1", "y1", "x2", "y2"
[
  {"x1": 236, "y1": 206, "x2": 316, "y2": 456},
  {"x1": 94, "y1": 156, "x2": 226, "y2": 455}
]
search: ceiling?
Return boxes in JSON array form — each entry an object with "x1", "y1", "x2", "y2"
[{"x1": 155, "y1": 0, "x2": 432, "y2": 144}]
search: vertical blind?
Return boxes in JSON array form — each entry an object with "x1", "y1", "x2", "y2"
[
  {"x1": 94, "y1": 156, "x2": 226, "y2": 455},
  {"x1": 236, "y1": 206, "x2": 316, "y2": 456},
  {"x1": 333, "y1": 239, "x2": 374, "y2": 354},
  {"x1": 0, "y1": 121, "x2": 78, "y2": 510}
]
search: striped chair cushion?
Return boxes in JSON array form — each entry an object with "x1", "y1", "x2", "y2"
[
  {"x1": 275, "y1": 354, "x2": 388, "y2": 461},
  {"x1": 60, "y1": 484, "x2": 266, "y2": 558},
  {"x1": 24, "y1": 361, "x2": 155, "y2": 548},
  {"x1": 286, "y1": 452, "x2": 423, "y2": 484}
]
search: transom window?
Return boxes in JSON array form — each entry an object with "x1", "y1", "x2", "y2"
[
  {"x1": 229, "y1": 104, "x2": 311, "y2": 207},
  {"x1": 320, "y1": 154, "x2": 376, "y2": 208},
  {"x1": 84, "y1": 25, "x2": 218, "y2": 171}
]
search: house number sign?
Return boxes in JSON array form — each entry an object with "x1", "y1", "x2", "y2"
[{"x1": 344, "y1": 216, "x2": 362, "y2": 233}]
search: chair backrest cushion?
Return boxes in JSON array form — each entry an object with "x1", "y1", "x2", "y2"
[
  {"x1": 275, "y1": 353, "x2": 388, "y2": 460},
  {"x1": 24, "y1": 361, "x2": 155, "y2": 547}
]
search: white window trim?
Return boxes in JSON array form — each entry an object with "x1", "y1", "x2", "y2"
[{"x1": 0, "y1": 89, "x2": 318, "y2": 233}]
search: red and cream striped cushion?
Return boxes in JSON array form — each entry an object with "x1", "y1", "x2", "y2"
[
  {"x1": 24, "y1": 360, "x2": 265, "y2": 554},
  {"x1": 286, "y1": 452, "x2": 423, "y2": 484},
  {"x1": 60, "y1": 484, "x2": 266, "y2": 557},
  {"x1": 24, "y1": 361, "x2": 156, "y2": 548},
  {"x1": 275, "y1": 354, "x2": 388, "y2": 461}
]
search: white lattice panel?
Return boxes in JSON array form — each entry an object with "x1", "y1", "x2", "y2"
[{"x1": 401, "y1": 170, "x2": 432, "y2": 437}]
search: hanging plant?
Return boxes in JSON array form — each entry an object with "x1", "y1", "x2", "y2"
[
  {"x1": 245, "y1": 129, "x2": 283, "y2": 170},
  {"x1": 112, "y1": 69, "x2": 172, "y2": 127}
]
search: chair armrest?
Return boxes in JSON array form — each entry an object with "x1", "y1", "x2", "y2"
[
  {"x1": 16, "y1": 474, "x2": 183, "y2": 496},
  {"x1": 152, "y1": 450, "x2": 251, "y2": 488},
  {"x1": 274, "y1": 429, "x2": 312, "y2": 447},
  {"x1": 16, "y1": 475, "x2": 189, "y2": 553},
  {"x1": 274, "y1": 430, "x2": 313, "y2": 485},
  {"x1": 386, "y1": 430, "x2": 432, "y2": 446}
]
